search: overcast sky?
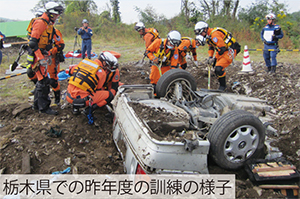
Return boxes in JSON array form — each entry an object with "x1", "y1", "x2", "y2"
[{"x1": 0, "y1": 0, "x2": 299, "y2": 24}]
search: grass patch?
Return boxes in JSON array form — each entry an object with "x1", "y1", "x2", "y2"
[
  {"x1": 0, "y1": 75, "x2": 34, "y2": 105},
  {"x1": 1, "y1": 37, "x2": 299, "y2": 106}
]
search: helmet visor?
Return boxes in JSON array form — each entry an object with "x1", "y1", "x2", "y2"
[
  {"x1": 134, "y1": 26, "x2": 143, "y2": 32},
  {"x1": 194, "y1": 28, "x2": 205, "y2": 35},
  {"x1": 99, "y1": 53, "x2": 117, "y2": 71},
  {"x1": 171, "y1": 39, "x2": 181, "y2": 47},
  {"x1": 53, "y1": 5, "x2": 64, "y2": 15},
  {"x1": 196, "y1": 35, "x2": 206, "y2": 46}
]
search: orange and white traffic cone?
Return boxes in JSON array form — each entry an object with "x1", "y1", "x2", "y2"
[{"x1": 239, "y1": 45, "x2": 254, "y2": 74}]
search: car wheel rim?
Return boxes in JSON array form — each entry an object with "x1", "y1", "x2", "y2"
[
  {"x1": 165, "y1": 78, "x2": 192, "y2": 100},
  {"x1": 223, "y1": 125, "x2": 259, "y2": 163}
]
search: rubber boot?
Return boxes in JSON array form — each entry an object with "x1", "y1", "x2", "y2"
[
  {"x1": 271, "y1": 66, "x2": 276, "y2": 73},
  {"x1": 28, "y1": 79, "x2": 37, "y2": 96},
  {"x1": 54, "y1": 90, "x2": 61, "y2": 106},
  {"x1": 28, "y1": 88, "x2": 36, "y2": 96},
  {"x1": 152, "y1": 84, "x2": 157, "y2": 97},
  {"x1": 34, "y1": 79, "x2": 57, "y2": 115},
  {"x1": 266, "y1": 67, "x2": 272, "y2": 73},
  {"x1": 218, "y1": 76, "x2": 227, "y2": 91},
  {"x1": 41, "y1": 108, "x2": 58, "y2": 115}
]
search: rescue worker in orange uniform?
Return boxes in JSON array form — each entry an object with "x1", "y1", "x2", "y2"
[
  {"x1": 194, "y1": 21, "x2": 241, "y2": 91},
  {"x1": 26, "y1": 28, "x2": 65, "y2": 102},
  {"x1": 66, "y1": 52, "x2": 119, "y2": 115},
  {"x1": 134, "y1": 22, "x2": 160, "y2": 48},
  {"x1": 48, "y1": 28, "x2": 65, "y2": 106},
  {"x1": 145, "y1": 30, "x2": 181, "y2": 91},
  {"x1": 28, "y1": 2, "x2": 64, "y2": 115},
  {"x1": 26, "y1": 9, "x2": 45, "y2": 94},
  {"x1": 178, "y1": 37, "x2": 198, "y2": 69},
  {"x1": 94, "y1": 55, "x2": 120, "y2": 98}
]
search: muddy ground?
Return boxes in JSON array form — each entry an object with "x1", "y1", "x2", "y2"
[{"x1": 0, "y1": 51, "x2": 299, "y2": 198}]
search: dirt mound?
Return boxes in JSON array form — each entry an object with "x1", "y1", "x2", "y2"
[
  {"x1": 0, "y1": 100, "x2": 123, "y2": 174},
  {"x1": 0, "y1": 59, "x2": 299, "y2": 198}
]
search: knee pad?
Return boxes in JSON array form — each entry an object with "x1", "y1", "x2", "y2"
[
  {"x1": 27, "y1": 67, "x2": 36, "y2": 79},
  {"x1": 215, "y1": 66, "x2": 224, "y2": 77},
  {"x1": 105, "y1": 90, "x2": 114, "y2": 104}
]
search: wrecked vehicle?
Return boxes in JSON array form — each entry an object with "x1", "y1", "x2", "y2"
[{"x1": 112, "y1": 69, "x2": 273, "y2": 174}]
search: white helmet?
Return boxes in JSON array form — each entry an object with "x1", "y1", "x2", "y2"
[
  {"x1": 45, "y1": 2, "x2": 64, "y2": 15},
  {"x1": 194, "y1": 21, "x2": 208, "y2": 35},
  {"x1": 82, "y1": 19, "x2": 89, "y2": 24},
  {"x1": 99, "y1": 51, "x2": 118, "y2": 72},
  {"x1": 266, "y1": 13, "x2": 276, "y2": 20},
  {"x1": 134, "y1": 22, "x2": 145, "y2": 31},
  {"x1": 167, "y1": 30, "x2": 181, "y2": 46},
  {"x1": 35, "y1": 9, "x2": 44, "y2": 17},
  {"x1": 195, "y1": 35, "x2": 206, "y2": 46}
]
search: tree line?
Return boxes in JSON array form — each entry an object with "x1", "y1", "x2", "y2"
[{"x1": 29, "y1": 0, "x2": 300, "y2": 48}]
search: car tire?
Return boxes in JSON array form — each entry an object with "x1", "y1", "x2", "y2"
[
  {"x1": 156, "y1": 69, "x2": 197, "y2": 98},
  {"x1": 207, "y1": 109, "x2": 265, "y2": 170}
]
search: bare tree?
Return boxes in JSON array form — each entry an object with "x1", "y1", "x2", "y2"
[
  {"x1": 224, "y1": 0, "x2": 231, "y2": 16},
  {"x1": 232, "y1": 0, "x2": 239, "y2": 19},
  {"x1": 181, "y1": 0, "x2": 190, "y2": 24},
  {"x1": 198, "y1": 0, "x2": 239, "y2": 19}
]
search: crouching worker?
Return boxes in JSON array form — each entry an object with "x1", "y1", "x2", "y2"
[{"x1": 66, "y1": 52, "x2": 119, "y2": 121}]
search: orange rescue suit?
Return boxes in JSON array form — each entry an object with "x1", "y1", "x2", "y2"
[
  {"x1": 94, "y1": 59, "x2": 120, "y2": 96},
  {"x1": 143, "y1": 28, "x2": 159, "y2": 48},
  {"x1": 146, "y1": 38, "x2": 180, "y2": 85},
  {"x1": 67, "y1": 60, "x2": 114, "y2": 108},
  {"x1": 30, "y1": 13, "x2": 54, "y2": 81},
  {"x1": 206, "y1": 28, "x2": 238, "y2": 77},
  {"x1": 48, "y1": 29, "x2": 65, "y2": 91},
  {"x1": 178, "y1": 37, "x2": 197, "y2": 66}
]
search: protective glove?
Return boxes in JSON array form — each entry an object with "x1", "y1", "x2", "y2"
[
  {"x1": 272, "y1": 35, "x2": 278, "y2": 41},
  {"x1": 274, "y1": 28, "x2": 281, "y2": 36},
  {"x1": 207, "y1": 57, "x2": 216, "y2": 66},
  {"x1": 186, "y1": 54, "x2": 191, "y2": 60},
  {"x1": 39, "y1": 59, "x2": 48, "y2": 67},
  {"x1": 194, "y1": 61, "x2": 198, "y2": 66},
  {"x1": 152, "y1": 57, "x2": 159, "y2": 64}
]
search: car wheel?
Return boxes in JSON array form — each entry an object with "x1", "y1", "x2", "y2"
[
  {"x1": 156, "y1": 69, "x2": 197, "y2": 100},
  {"x1": 207, "y1": 110, "x2": 265, "y2": 170}
]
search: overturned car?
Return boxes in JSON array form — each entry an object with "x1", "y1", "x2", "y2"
[{"x1": 111, "y1": 69, "x2": 273, "y2": 174}]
